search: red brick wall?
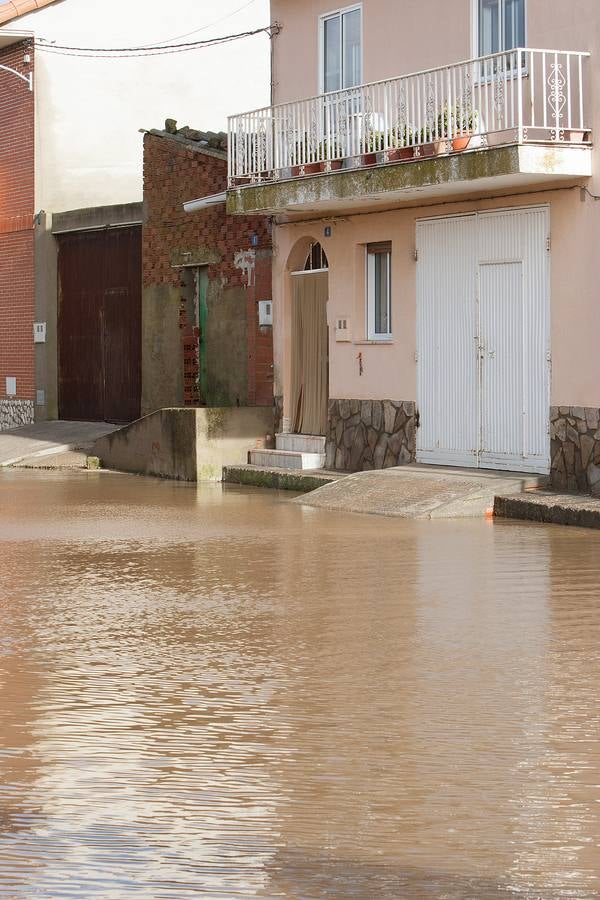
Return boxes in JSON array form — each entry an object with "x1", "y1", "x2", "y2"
[
  {"x1": 143, "y1": 131, "x2": 273, "y2": 407},
  {"x1": 0, "y1": 39, "x2": 35, "y2": 404}
]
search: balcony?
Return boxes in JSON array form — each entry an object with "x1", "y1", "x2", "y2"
[{"x1": 227, "y1": 48, "x2": 592, "y2": 216}]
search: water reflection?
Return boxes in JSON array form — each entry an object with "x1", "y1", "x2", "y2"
[{"x1": 0, "y1": 470, "x2": 599, "y2": 897}]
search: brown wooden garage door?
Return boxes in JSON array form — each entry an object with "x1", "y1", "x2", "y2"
[{"x1": 58, "y1": 227, "x2": 141, "y2": 423}]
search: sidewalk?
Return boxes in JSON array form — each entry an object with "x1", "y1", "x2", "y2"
[
  {"x1": 0, "y1": 421, "x2": 119, "y2": 467},
  {"x1": 494, "y1": 491, "x2": 600, "y2": 530}
]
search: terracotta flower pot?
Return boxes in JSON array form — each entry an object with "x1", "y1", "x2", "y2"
[
  {"x1": 361, "y1": 152, "x2": 378, "y2": 166},
  {"x1": 388, "y1": 147, "x2": 414, "y2": 162},
  {"x1": 568, "y1": 129, "x2": 588, "y2": 143},
  {"x1": 291, "y1": 161, "x2": 323, "y2": 177},
  {"x1": 452, "y1": 135, "x2": 471, "y2": 151}
]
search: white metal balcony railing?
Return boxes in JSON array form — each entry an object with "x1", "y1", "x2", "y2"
[{"x1": 228, "y1": 48, "x2": 591, "y2": 187}]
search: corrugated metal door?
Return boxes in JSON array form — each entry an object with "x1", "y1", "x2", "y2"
[
  {"x1": 478, "y1": 207, "x2": 550, "y2": 472},
  {"x1": 416, "y1": 207, "x2": 550, "y2": 474},
  {"x1": 479, "y1": 262, "x2": 524, "y2": 464},
  {"x1": 416, "y1": 214, "x2": 478, "y2": 467},
  {"x1": 58, "y1": 227, "x2": 141, "y2": 423}
]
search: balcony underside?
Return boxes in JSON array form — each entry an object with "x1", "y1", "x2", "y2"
[{"x1": 226, "y1": 144, "x2": 592, "y2": 219}]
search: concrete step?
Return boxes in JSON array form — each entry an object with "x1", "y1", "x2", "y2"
[
  {"x1": 275, "y1": 433, "x2": 326, "y2": 453},
  {"x1": 249, "y1": 448, "x2": 326, "y2": 470}
]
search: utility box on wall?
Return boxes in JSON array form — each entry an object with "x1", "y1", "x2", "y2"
[
  {"x1": 258, "y1": 300, "x2": 273, "y2": 326},
  {"x1": 335, "y1": 316, "x2": 352, "y2": 341},
  {"x1": 33, "y1": 322, "x2": 47, "y2": 343}
]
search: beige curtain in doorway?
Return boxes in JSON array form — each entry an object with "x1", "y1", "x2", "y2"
[{"x1": 290, "y1": 271, "x2": 328, "y2": 435}]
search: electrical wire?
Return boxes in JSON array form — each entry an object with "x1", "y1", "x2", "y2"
[
  {"x1": 142, "y1": 0, "x2": 260, "y2": 47},
  {"x1": 35, "y1": 25, "x2": 275, "y2": 58}
]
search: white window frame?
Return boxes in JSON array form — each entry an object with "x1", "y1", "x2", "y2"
[
  {"x1": 471, "y1": 0, "x2": 527, "y2": 59},
  {"x1": 366, "y1": 245, "x2": 392, "y2": 341},
  {"x1": 318, "y1": 3, "x2": 363, "y2": 96}
]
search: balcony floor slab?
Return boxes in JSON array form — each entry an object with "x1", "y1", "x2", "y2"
[{"x1": 226, "y1": 144, "x2": 592, "y2": 218}]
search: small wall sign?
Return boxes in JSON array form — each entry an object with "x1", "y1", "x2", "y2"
[{"x1": 33, "y1": 322, "x2": 46, "y2": 343}]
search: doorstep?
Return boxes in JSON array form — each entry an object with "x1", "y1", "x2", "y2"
[{"x1": 494, "y1": 491, "x2": 600, "y2": 530}]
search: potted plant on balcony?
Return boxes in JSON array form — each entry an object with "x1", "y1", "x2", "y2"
[
  {"x1": 387, "y1": 124, "x2": 415, "y2": 161},
  {"x1": 361, "y1": 130, "x2": 384, "y2": 166},
  {"x1": 319, "y1": 139, "x2": 344, "y2": 171},
  {"x1": 416, "y1": 124, "x2": 446, "y2": 157},
  {"x1": 290, "y1": 135, "x2": 322, "y2": 177},
  {"x1": 451, "y1": 106, "x2": 479, "y2": 151}
]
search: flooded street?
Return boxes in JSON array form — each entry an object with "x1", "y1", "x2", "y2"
[{"x1": 0, "y1": 470, "x2": 599, "y2": 899}]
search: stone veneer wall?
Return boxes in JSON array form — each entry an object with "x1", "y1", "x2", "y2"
[
  {"x1": 326, "y1": 399, "x2": 416, "y2": 471},
  {"x1": 0, "y1": 399, "x2": 34, "y2": 432},
  {"x1": 550, "y1": 406, "x2": 600, "y2": 495}
]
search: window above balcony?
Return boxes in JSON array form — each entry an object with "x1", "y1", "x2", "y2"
[{"x1": 477, "y1": 0, "x2": 525, "y2": 57}]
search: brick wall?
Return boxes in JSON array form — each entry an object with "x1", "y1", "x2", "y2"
[
  {"x1": 143, "y1": 131, "x2": 273, "y2": 408},
  {"x1": 0, "y1": 39, "x2": 35, "y2": 422}
]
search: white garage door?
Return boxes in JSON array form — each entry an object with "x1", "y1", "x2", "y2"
[{"x1": 416, "y1": 207, "x2": 550, "y2": 474}]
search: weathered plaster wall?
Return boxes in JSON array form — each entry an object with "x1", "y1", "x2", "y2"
[
  {"x1": 205, "y1": 282, "x2": 248, "y2": 407},
  {"x1": 141, "y1": 284, "x2": 183, "y2": 412},
  {"x1": 142, "y1": 130, "x2": 274, "y2": 416}
]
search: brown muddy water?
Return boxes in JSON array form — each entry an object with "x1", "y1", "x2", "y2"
[{"x1": 0, "y1": 470, "x2": 599, "y2": 899}]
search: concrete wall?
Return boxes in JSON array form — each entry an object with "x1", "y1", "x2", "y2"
[{"x1": 92, "y1": 406, "x2": 274, "y2": 481}]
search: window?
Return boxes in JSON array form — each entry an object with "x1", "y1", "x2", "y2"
[
  {"x1": 367, "y1": 243, "x2": 391, "y2": 340},
  {"x1": 321, "y1": 5, "x2": 362, "y2": 94},
  {"x1": 304, "y1": 242, "x2": 329, "y2": 271},
  {"x1": 478, "y1": 0, "x2": 525, "y2": 56}
]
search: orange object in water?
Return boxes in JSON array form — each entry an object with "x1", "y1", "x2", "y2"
[{"x1": 485, "y1": 507, "x2": 494, "y2": 519}]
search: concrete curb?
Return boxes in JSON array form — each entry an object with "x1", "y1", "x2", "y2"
[
  {"x1": 223, "y1": 464, "x2": 341, "y2": 493},
  {"x1": 494, "y1": 492, "x2": 600, "y2": 530}
]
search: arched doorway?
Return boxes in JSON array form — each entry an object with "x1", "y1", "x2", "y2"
[{"x1": 290, "y1": 242, "x2": 329, "y2": 435}]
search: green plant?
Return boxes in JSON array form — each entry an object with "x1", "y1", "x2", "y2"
[
  {"x1": 365, "y1": 129, "x2": 386, "y2": 153},
  {"x1": 413, "y1": 104, "x2": 478, "y2": 146},
  {"x1": 452, "y1": 105, "x2": 479, "y2": 135},
  {"x1": 291, "y1": 134, "x2": 318, "y2": 165},
  {"x1": 318, "y1": 138, "x2": 343, "y2": 160},
  {"x1": 389, "y1": 123, "x2": 415, "y2": 148}
]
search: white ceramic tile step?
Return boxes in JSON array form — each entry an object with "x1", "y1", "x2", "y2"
[
  {"x1": 249, "y1": 449, "x2": 325, "y2": 470},
  {"x1": 275, "y1": 433, "x2": 326, "y2": 453}
]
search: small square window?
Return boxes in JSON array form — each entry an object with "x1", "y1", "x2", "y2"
[{"x1": 366, "y1": 243, "x2": 392, "y2": 340}]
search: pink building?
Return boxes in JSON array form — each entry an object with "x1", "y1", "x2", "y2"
[{"x1": 227, "y1": 1, "x2": 599, "y2": 493}]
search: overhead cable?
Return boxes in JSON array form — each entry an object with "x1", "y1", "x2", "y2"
[{"x1": 35, "y1": 25, "x2": 275, "y2": 58}]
